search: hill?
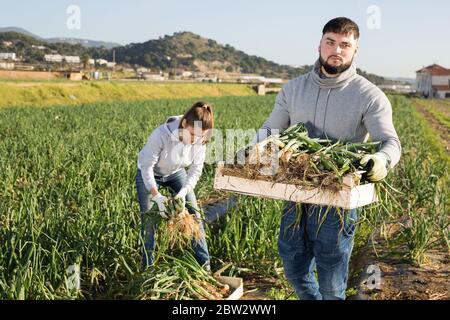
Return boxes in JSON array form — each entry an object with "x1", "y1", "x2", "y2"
[
  {"x1": 0, "y1": 27, "x2": 120, "y2": 48},
  {"x1": 113, "y1": 31, "x2": 309, "y2": 78},
  {"x1": 0, "y1": 31, "x2": 110, "y2": 64},
  {"x1": 0, "y1": 28, "x2": 395, "y2": 83},
  {"x1": 45, "y1": 37, "x2": 121, "y2": 49},
  {"x1": 0, "y1": 27, "x2": 43, "y2": 40}
]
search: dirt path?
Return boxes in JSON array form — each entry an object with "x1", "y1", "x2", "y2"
[
  {"x1": 348, "y1": 221, "x2": 450, "y2": 300},
  {"x1": 349, "y1": 248, "x2": 449, "y2": 300},
  {"x1": 412, "y1": 100, "x2": 450, "y2": 152},
  {"x1": 240, "y1": 275, "x2": 287, "y2": 300}
]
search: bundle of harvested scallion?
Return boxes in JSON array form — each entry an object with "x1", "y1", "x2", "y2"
[
  {"x1": 115, "y1": 252, "x2": 231, "y2": 300},
  {"x1": 225, "y1": 122, "x2": 381, "y2": 190},
  {"x1": 145, "y1": 196, "x2": 204, "y2": 249}
]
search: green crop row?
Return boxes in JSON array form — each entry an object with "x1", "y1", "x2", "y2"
[{"x1": 0, "y1": 94, "x2": 447, "y2": 299}]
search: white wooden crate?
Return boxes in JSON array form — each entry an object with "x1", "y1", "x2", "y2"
[{"x1": 214, "y1": 162, "x2": 377, "y2": 209}]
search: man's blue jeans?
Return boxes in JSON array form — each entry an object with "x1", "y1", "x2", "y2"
[
  {"x1": 278, "y1": 202, "x2": 357, "y2": 300},
  {"x1": 136, "y1": 168, "x2": 210, "y2": 269}
]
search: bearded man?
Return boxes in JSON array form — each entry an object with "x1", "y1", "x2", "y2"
[{"x1": 253, "y1": 17, "x2": 401, "y2": 300}]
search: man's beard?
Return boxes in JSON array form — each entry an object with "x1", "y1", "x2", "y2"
[{"x1": 319, "y1": 55, "x2": 353, "y2": 75}]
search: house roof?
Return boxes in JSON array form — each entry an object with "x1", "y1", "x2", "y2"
[
  {"x1": 416, "y1": 64, "x2": 450, "y2": 76},
  {"x1": 432, "y1": 85, "x2": 450, "y2": 91}
]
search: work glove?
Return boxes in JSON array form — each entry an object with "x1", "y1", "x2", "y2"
[
  {"x1": 360, "y1": 152, "x2": 390, "y2": 182},
  {"x1": 174, "y1": 187, "x2": 189, "y2": 208},
  {"x1": 151, "y1": 193, "x2": 168, "y2": 219}
]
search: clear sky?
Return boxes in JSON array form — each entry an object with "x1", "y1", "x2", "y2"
[{"x1": 1, "y1": 0, "x2": 449, "y2": 78}]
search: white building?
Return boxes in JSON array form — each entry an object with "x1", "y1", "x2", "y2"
[
  {"x1": 64, "y1": 56, "x2": 80, "y2": 64},
  {"x1": 96, "y1": 59, "x2": 108, "y2": 66},
  {"x1": 416, "y1": 64, "x2": 450, "y2": 98},
  {"x1": 0, "y1": 62, "x2": 15, "y2": 69},
  {"x1": 44, "y1": 55, "x2": 80, "y2": 64},
  {"x1": 88, "y1": 59, "x2": 114, "y2": 66},
  {"x1": 0, "y1": 52, "x2": 16, "y2": 60},
  {"x1": 44, "y1": 54, "x2": 63, "y2": 63}
]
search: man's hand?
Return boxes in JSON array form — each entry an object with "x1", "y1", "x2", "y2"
[
  {"x1": 175, "y1": 187, "x2": 189, "y2": 208},
  {"x1": 151, "y1": 193, "x2": 168, "y2": 218},
  {"x1": 360, "y1": 152, "x2": 390, "y2": 182}
]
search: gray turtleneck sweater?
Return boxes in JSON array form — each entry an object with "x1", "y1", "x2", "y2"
[{"x1": 257, "y1": 60, "x2": 401, "y2": 167}]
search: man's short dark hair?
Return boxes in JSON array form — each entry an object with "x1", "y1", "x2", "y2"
[{"x1": 322, "y1": 17, "x2": 360, "y2": 39}]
